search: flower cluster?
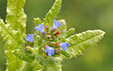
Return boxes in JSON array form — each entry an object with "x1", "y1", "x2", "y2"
[{"x1": 26, "y1": 19, "x2": 69, "y2": 56}]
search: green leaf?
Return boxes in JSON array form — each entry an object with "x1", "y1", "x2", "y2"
[
  {"x1": 6, "y1": 0, "x2": 26, "y2": 34},
  {"x1": 20, "y1": 61, "x2": 29, "y2": 71},
  {"x1": 34, "y1": 17, "x2": 41, "y2": 27},
  {"x1": 44, "y1": 0, "x2": 62, "y2": 27},
  {"x1": 5, "y1": 43, "x2": 24, "y2": 71},
  {"x1": 13, "y1": 49, "x2": 35, "y2": 62},
  {"x1": 20, "y1": 60, "x2": 42, "y2": 71},
  {"x1": 57, "y1": 30, "x2": 105, "y2": 60},
  {"x1": 36, "y1": 55, "x2": 62, "y2": 71},
  {"x1": 0, "y1": 19, "x2": 25, "y2": 70},
  {"x1": 30, "y1": 60, "x2": 42, "y2": 71},
  {"x1": 0, "y1": 19, "x2": 24, "y2": 49},
  {"x1": 1, "y1": 0, "x2": 27, "y2": 70}
]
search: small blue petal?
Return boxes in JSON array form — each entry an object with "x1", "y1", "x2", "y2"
[
  {"x1": 26, "y1": 36, "x2": 29, "y2": 39},
  {"x1": 26, "y1": 34, "x2": 33, "y2": 42},
  {"x1": 28, "y1": 34, "x2": 31, "y2": 36},
  {"x1": 35, "y1": 24, "x2": 44, "y2": 33},
  {"x1": 45, "y1": 47, "x2": 49, "y2": 53},
  {"x1": 51, "y1": 49, "x2": 54, "y2": 55},
  {"x1": 53, "y1": 19, "x2": 61, "y2": 30},
  {"x1": 62, "y1": 46, "x2": 67, "y2": 51},
  {"x1": 35, "y1": 27, "x2": 39, "y2": 31},
  {"x1": 60, "y1": 42, "x2": 69, "y2": 51},
  {"x1": 66, "y1": 42, "x2": 70, "y2": 47},
  {"x1": 48, "y1": 52, "x2": 52, "y2": 56},
  {"x1": 45, "y1": 47, "x2": 54, "y2": 56}
]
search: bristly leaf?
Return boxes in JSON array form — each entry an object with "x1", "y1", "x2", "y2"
[
  {"x1": 13, "y1": 49, "x2": 35, "y2": 62},
  {"x1": 20, "y1": 61, "x2": 42, "y2": 71},
  {"x1": 0, "y1": 19, "x2": 25, "y2": 70},
  {"x1": 2, "y1": 0, "x2": 27, "y2": 70},
  {"x1": 44, "y1": 0, "x2": 62, "y2": 27},
  {"x1": 0, "y1": 0, "x2": 26, "y2": 69},
  {"x1": 5, "y1": 43, "x2": 24, "y2": 71},
  {"x1": 6, "y1": 0, "x2": 26, "y2": 34},
  {"x1": 56, "y1": 30, "x2": 105, "y2": 61},
  {"x1": 0, "y1": 19, "x2": 24, "y2": 48}
]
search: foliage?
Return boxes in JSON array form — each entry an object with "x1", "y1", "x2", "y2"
[{"x1": 0, "y1": 0, "x2": 105, "y2": 71}]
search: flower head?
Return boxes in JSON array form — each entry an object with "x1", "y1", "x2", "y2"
[
  {"x1": 60, "y1": 42, "x2": 69, "y2": 51},
  {"x1": 35, "y1": 24, "x2": 44, "y2": 33},
  {"x1": 45, "y1": 46, "x2": 54, "y2": 56},
  {"x1": 53, "y1": 19, "x2": 61, "y2": 30},
  {"x1": 26, "y1": 34, "x2": 33, "y2": 42}
]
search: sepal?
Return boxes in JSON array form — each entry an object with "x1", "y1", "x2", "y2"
[
  {"x1": 58, "y1": 19, "x2": 67, "y2": 35},
  {"x1": 34, "y1": 17, "x2": 41, "y2": 27}
]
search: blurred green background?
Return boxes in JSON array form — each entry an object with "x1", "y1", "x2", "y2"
[{"x1": 0, "y1": 0, "x2": 113, "y2": 71}]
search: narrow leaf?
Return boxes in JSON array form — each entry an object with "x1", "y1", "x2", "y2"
[
  {"x1": 0, "y1": 19, "x2": 24, "y2": 48},
  {"x1": 58, "y1": 30, "x2": 105, "y2": 60},
  {"x1": 5, "y1": 43, "x2": 24, "y2": 71},
  {"x1": 44, "y1": 0, "x2": 62, "y2": 27},
  {"x1": 0, "y1": 19, "x2": 25, "y2": 70},
  {"x1": 6, "y1": 0, "x2": 26, "y2": 34}
]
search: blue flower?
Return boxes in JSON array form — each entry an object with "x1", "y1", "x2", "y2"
[
  {"x1": 53, "y1": 19, "x2": 61, "y2": 30},
  {"x1": 35, "y1": 24, "x2": 44, "y2": 33},
  {"x1": 26, "y1": 34, "x2": 33, "y2": 42},
  {"x1": 45, "y1": 46, "x2": 54, "y2": 56},
  {"x1": 60, "y1": 42, "x2": 69, "y2": 51}
]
